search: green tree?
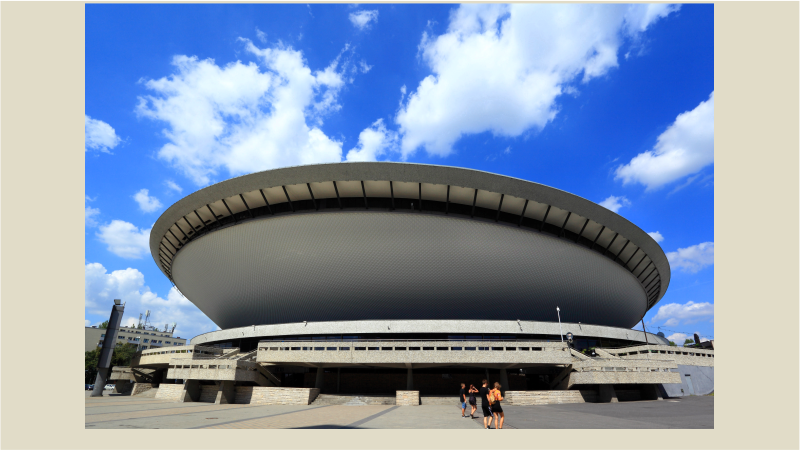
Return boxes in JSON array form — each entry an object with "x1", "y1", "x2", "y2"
[
  {"x1": 85, "y1": 342, "x2": 138, "y2": 383},
  {"x1": 98, "y1": 320, "x2": 109, "y2": 329},
  {"x1": 668, "y1": 341, "x2": 677, "y2": 346},
  {"x1": 683, "y1": 338, "x2": 695, "y2": 346}
]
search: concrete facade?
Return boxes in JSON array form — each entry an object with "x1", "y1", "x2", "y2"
[
  {"x1": 192, "y1": 320, "x2": 669, "y2": 347},
  {"x1": 257, "y1": 340, "x2": 574, "y2": 368}
]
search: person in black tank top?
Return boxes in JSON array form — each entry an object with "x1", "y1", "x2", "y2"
[{"x1": 479, "y1": 379, "x2": 494, "y2": 429}]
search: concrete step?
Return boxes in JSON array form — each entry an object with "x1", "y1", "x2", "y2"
[{"x1": 311, "y1": 394, "x2": 396, "y2": 406}]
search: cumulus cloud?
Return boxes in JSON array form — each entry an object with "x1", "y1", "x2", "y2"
[
  {"x1": 136, "y1": 40, "x2": 351, "y2": 186},
  {"x1": 97, "y1": 220, "x2": 151, "y2": 259},
  {"x1": 667, "y1": 241, "x2": 714, "y2": 273},
  {"x1": 396, "y1": 4, "x2": 679, "y2": 157},
  {"x1": 85, "y1": 196, "x2": 100, "y2": 227},
  {"x1": 85, "y1": 262, "x2": 216, "y2": 339},
  {"x1": 349, "y1": 10, "x2": 379, "y2": 30},
  {"x1": 165, "y1": 180, "x2": 183, "y2": 194},
  {"x1": 345, "y1": 119, "x2": 398, "y2": 162},
  {"x1": 652, "y1": 301, "x2": 714, "y2": 327},
  {"x1": 599, "y1": 195, "x2": 631, "y2": 213},
  {"x1": 133, "y1": 189, "x2": 163, "y2": 213},
  {"x1": 85, "y1": 114, "x2": 121, "y2": 153},
  {"x1": 647, "y1": 231, "x2": 664, "y2": 243},
  {"x1": 615, "y1": 92, "x2": 714, "y2": 190},
  {"x1": 666, "y1": 332, "x2": 688, "y2": 344}
]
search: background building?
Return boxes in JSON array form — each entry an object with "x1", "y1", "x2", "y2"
[{"x1": 84, "y1": 325, "x2": 186, "y2": 353}]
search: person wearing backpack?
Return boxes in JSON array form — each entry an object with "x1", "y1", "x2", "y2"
[
  {"x1": 479, "y1": 379, "x2": 494, "y2": 429},
  {"x1": 490, "y1": 382, "x2": 505, "y2": 429}
]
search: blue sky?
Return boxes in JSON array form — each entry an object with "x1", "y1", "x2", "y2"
[{"x1": 85, "y1": 3, "x2": 714, "y2": 344}]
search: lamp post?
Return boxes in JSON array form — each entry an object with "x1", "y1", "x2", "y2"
[{"x1": 556, "y1": 307, "x2": 564, "y2": 343}]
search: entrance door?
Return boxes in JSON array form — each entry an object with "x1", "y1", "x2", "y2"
[{"x1": 685, "y1": 374, "x2": 695, "y2": 395}]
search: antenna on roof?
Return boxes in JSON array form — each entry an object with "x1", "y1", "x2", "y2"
[{"x1": 171, "y1": 323, "x2": 177, "y2": 333}]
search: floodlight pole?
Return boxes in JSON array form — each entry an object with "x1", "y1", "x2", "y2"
[
  {"x1": 91, "y1": 299, "x2": 125, "y2": 397},
  {"x1": 556, "y1": 307, "x2": 564, "y2": 343}
]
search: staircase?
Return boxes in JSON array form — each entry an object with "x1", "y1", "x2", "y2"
[{"x1": 311, "y1": 394, "x2": 396, "y2": 406}]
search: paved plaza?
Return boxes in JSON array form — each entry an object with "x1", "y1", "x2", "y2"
[{"x1": 85, "y1": 392, "x2": 713, "y2": 429}]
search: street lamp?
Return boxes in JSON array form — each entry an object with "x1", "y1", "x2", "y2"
[{"x1": 556, "y1": 307, "x2": 564, "y2": 343}]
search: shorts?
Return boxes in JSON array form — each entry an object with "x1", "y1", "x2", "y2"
[
  {"x1": 492, "y1": 403, "x2": 504, "y2": 413},
  {"x1": 481, "y1": 405, "x2": 492, "y2": 417},
  {"x1": 460, "y1": 401, "x2": 466, "y2": 409}
]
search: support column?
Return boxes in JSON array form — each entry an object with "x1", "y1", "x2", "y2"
[
  {"x1": 181, "y1": 380, "x2": 201, "y2": 403},
  {"x1": 315, "y1": 367, "x2": 325, "y2": 390},
  {"x1": 406, "y1": 368, "x2": 414, "y2": 390},
  {"x1": 336, "y1": 368, "x2": 341, "y2": 393},
  {"x1": 215, "y1": 380, "x2": 236, "y2": 404},
  {"x1": 598, "y1": 385, "x2": 618, "y2": 403},
  {"x1": 642, "y1": 384, "x2": 663, "y2": 401},
  {"x1": 499, "y1": 369, "x2": 509, "y2": 391}
]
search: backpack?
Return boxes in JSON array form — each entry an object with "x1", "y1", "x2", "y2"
[{"x1": 490, "y1": 389, "x2": 503, "y2": 404}]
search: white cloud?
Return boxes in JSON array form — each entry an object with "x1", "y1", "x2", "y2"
[
  {"x1": 85, "y1": 319, "x2": 91, "y2": 327},
  {"x1": 651, "y1": 301, "x2": 714, "y2": 327},
  {"x1": 133, "y1": 189, "x2": 163, "y2": 213},
  {"x1": 85, "y1": 196, "x2": 100, "y2": 227},
  {"x1": 85, "y1": 262, "x2": 216, "y2": 339},
  {"x1": 136, "y1": 40, "x2": 350, "y2": 186},
  {"x1": 255, "y1": 27, "x2": 267, "y2": 43},
  {"x1": 97, "y1": 220, "x2": 151, "y2": 259},
  {"x1": 396, "y1": 4, "x2": 679, "y2": 158},
  {"x1": 85, "y1": 114, "x2": 121, "y2": 153},
  {"x1": 647, "y1": 231, "x2": 664, "y2": 243},
  {"x1": 666, "y1": 332, "x2": 688, "y2": 344},
  {"x1": 599, "y1": 195, "x2": 631, "y2": 213},
  {"x1": 165, "y1": 180, "x2": 183, "y2": 194},
  {"x1": 359, "y1": 61, "x2": 373, "y2": 73},
  {"x1": 667, "y1": 241, "x2": 714, "y2": 273},
  {"x1": 349, "y1": 10, "x2": 379, "y2": 30},
  {"x1": 623, "y1": 4, "x2": 681, "y2": 33},
  {"x1": 345, "y1": 119, "x2": 397, "y2": 162},
  {"x1": 615, "y1": 92, "x2": 714, "y2": 190}
]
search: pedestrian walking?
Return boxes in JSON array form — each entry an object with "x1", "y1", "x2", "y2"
[
  {"x1": 479, "y1": 379, "x2": 494, "y2": 429},
  {"x1": 490, "y1": 382, "x2": 505, "y2": 429},
  {"x1": 468, "y1": 384, "x2": 478, "y2": 418},
  {"x1": 459, "y1": 383, "x2": 468, "y2": 417}
]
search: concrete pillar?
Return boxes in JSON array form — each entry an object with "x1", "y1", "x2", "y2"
[
  {"x1": 642, "y1": 384, "x2": 663, "y2": 401},
  {"x1": 315, "y1": 367, "x2": 325, "y2": 390},
  {"x1": 113, "y1": 379, "x2": 133, "y2": 395},
  {"x1": 336, "y1": 368, "x2": 341, "y2": 393},
  {"x1": 406, "y1": 368, "x2": 414, "y2": 390},
  {"x1": 181, "y1": 380, "x2": 201, "y2": 403},
  {"x1": 499, "y1": 369, "x2": 510, "y2": 391},
  {"x1": 215, "y1": 381, "x2": 236, "y2": 404},
  {"x1": 598, "y1": 385, "x2": 618, "y2": 403}
]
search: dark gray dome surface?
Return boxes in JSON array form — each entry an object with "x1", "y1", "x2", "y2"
[{"x1": 172, "y1": 211, "x2": 647, "y2": 329}]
